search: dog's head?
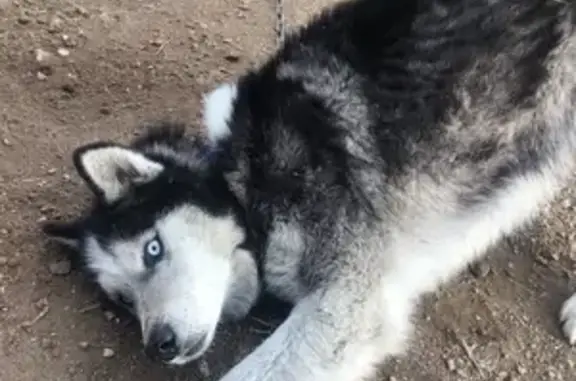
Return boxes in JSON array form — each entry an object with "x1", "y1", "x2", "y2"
[{"x1": 42, "y1": 106, "x2": 260, "y2": 365}]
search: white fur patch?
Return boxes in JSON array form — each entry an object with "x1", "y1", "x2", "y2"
[
  {"x1": 79, "y1": 146, "x2": 164, "y2": 203},
  {"x1": 202, "y1": 83, "x2": 237, "y2": 143},
  {"x1": 561, "y1": 293, "x2": 576, "y2": 345}
]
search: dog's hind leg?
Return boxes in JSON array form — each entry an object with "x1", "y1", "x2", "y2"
[
  {"x1": 218, "y1": 281, "x2": 415, "y2": 381},
  {"x1": 561, "y1": 293, "x2": 576, "y2": 345}
]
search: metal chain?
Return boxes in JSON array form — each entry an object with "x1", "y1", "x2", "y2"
[{"x1": 275, "y1": 0, "x2": 286, "y2": 48}]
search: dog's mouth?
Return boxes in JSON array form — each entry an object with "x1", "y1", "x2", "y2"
[
  {"x1": 167, "y1": 344, "x2": 209, "y2": 366},
  {"x1": 165, "y1": 331, "x2": 214, "y2": 366}
]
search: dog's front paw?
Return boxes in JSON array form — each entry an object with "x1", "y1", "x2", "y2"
[{"x1": 560, "y1": 293, "x2": 576, "y2": 345}]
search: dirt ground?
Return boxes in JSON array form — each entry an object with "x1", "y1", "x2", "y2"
[{"x1": 1, "y1": 0, "x2": 576, "y2": 380}]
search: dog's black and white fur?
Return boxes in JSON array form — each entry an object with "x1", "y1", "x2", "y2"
[{"x1": 44, "y1": 0, "x2": 576, "y2": 380}]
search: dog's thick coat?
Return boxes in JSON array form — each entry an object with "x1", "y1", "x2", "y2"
[{"x1": 44, "y1": 0, "x2": 576, "y2": 380}]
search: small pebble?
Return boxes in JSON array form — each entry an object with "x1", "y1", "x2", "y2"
[
  {"x1": 67, "y1": 365, "x2": 77, "y2": 375},
  {"x1": 35, "y1": 48, "x2": 52, "y2": 63},
  {"x1": 224, "y1": 54, "x2": 241, "y2": 62},
  {"x1": 2, "y1": 138, "x2": 11, "y2": 146},
  {"x1": 47, "y1": 16, "x2": 63, "y2": 33},
  {"x1": 61, "y1": 34, "x2": 76, "y2": 48},
  {"x1": 103, "y1": 311, "x2": 116, "y2": 321},
  {"x1": 516, "y1": 365, "x2": 527, "y2": 375},
  {"x1": 40, "y1": 204, "x2": 54, "y2": 213},
  {"x1": 446, "y1": 358, "x2": 457, "y2": 372},
  {"x1": 102, "y1": 348, "x2": 115, "y2": 358},
  {"x1": 17, "y1": 16, "x2": 31, "y2": 25},
  {"x1": 40, "y1": 338, "x2": 55, "y2": 349},
  {"x1": 61, "y1": 83, "x2": 76, "y2": 94},
  {"x1": 74, "y1": 5, "x2": 89, "y2": 17},
  {"x1": 37, "y1": 71, "x2": 48, "y2": 81},
  {"x1": 38, "y1": 65, "x2": 53, "y2": 77},
  {"x1": 49, "y1": 260, "x2": 72, "y2": 276},
  {"x1": 57, "y1": 48, "x2": 70, "y2": 57},
  {"x1": 7, "y1": 258, "x2": 20, "y2": 268},
  {"x1": 78, "y1": 341, "x2": 89, "y2": 350},
  {"x1": 0, "y1": 256, "x2": 8, "y2": 266}
]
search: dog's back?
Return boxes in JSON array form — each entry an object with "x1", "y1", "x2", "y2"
[
  {"x1": 212, "y1": 3, "x2": 576, "y2": 377},
  {"x1": 198, "y1": 2, "x2": 576, "y2": 379},
  {"x1": 230, "y1": 0, "x2": 576, "y2": 295}
]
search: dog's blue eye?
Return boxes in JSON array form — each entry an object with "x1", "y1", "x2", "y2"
[{"x1": 143, "y1": 236, "x2": 164, "y2": 268}]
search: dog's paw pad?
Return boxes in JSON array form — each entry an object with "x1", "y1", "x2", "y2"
[{"x1": 560, "y1": 293, "x2": 576, "y2": 345}]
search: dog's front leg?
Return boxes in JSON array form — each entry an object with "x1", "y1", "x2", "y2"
[{"x1": 219, "y1": 284, "x2": 413, "y2": 381}]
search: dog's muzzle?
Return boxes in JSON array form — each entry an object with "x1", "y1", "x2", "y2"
[
  {"x1": 144, "y1": 323, "x2": 209, "y2": 363},
  {"x1": 144, "y1": 323, "x2": 180, "y2": 362}
]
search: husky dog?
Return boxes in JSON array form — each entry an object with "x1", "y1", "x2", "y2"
[{"x1": 43, "y1": 0, "x2": 576, "y2": 380}]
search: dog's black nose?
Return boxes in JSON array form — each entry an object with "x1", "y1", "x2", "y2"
[{"x1": 145, "y1": 324, "x2": 179, "y2": 362}]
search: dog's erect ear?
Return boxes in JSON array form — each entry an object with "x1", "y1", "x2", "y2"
[
  {"x1": 202, "y1": 83, "x2": 237, "y2": 145},
  {"x1": 72, "y1": 143, "x2": 165, "y2": 203},
  {"x1": 42, "y1": 220, "x2": 84, "y2": 250}
]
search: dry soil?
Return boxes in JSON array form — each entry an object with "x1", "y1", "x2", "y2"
[{"x1": 0, "y1": 1, "x2": 575, "y2": 380}]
